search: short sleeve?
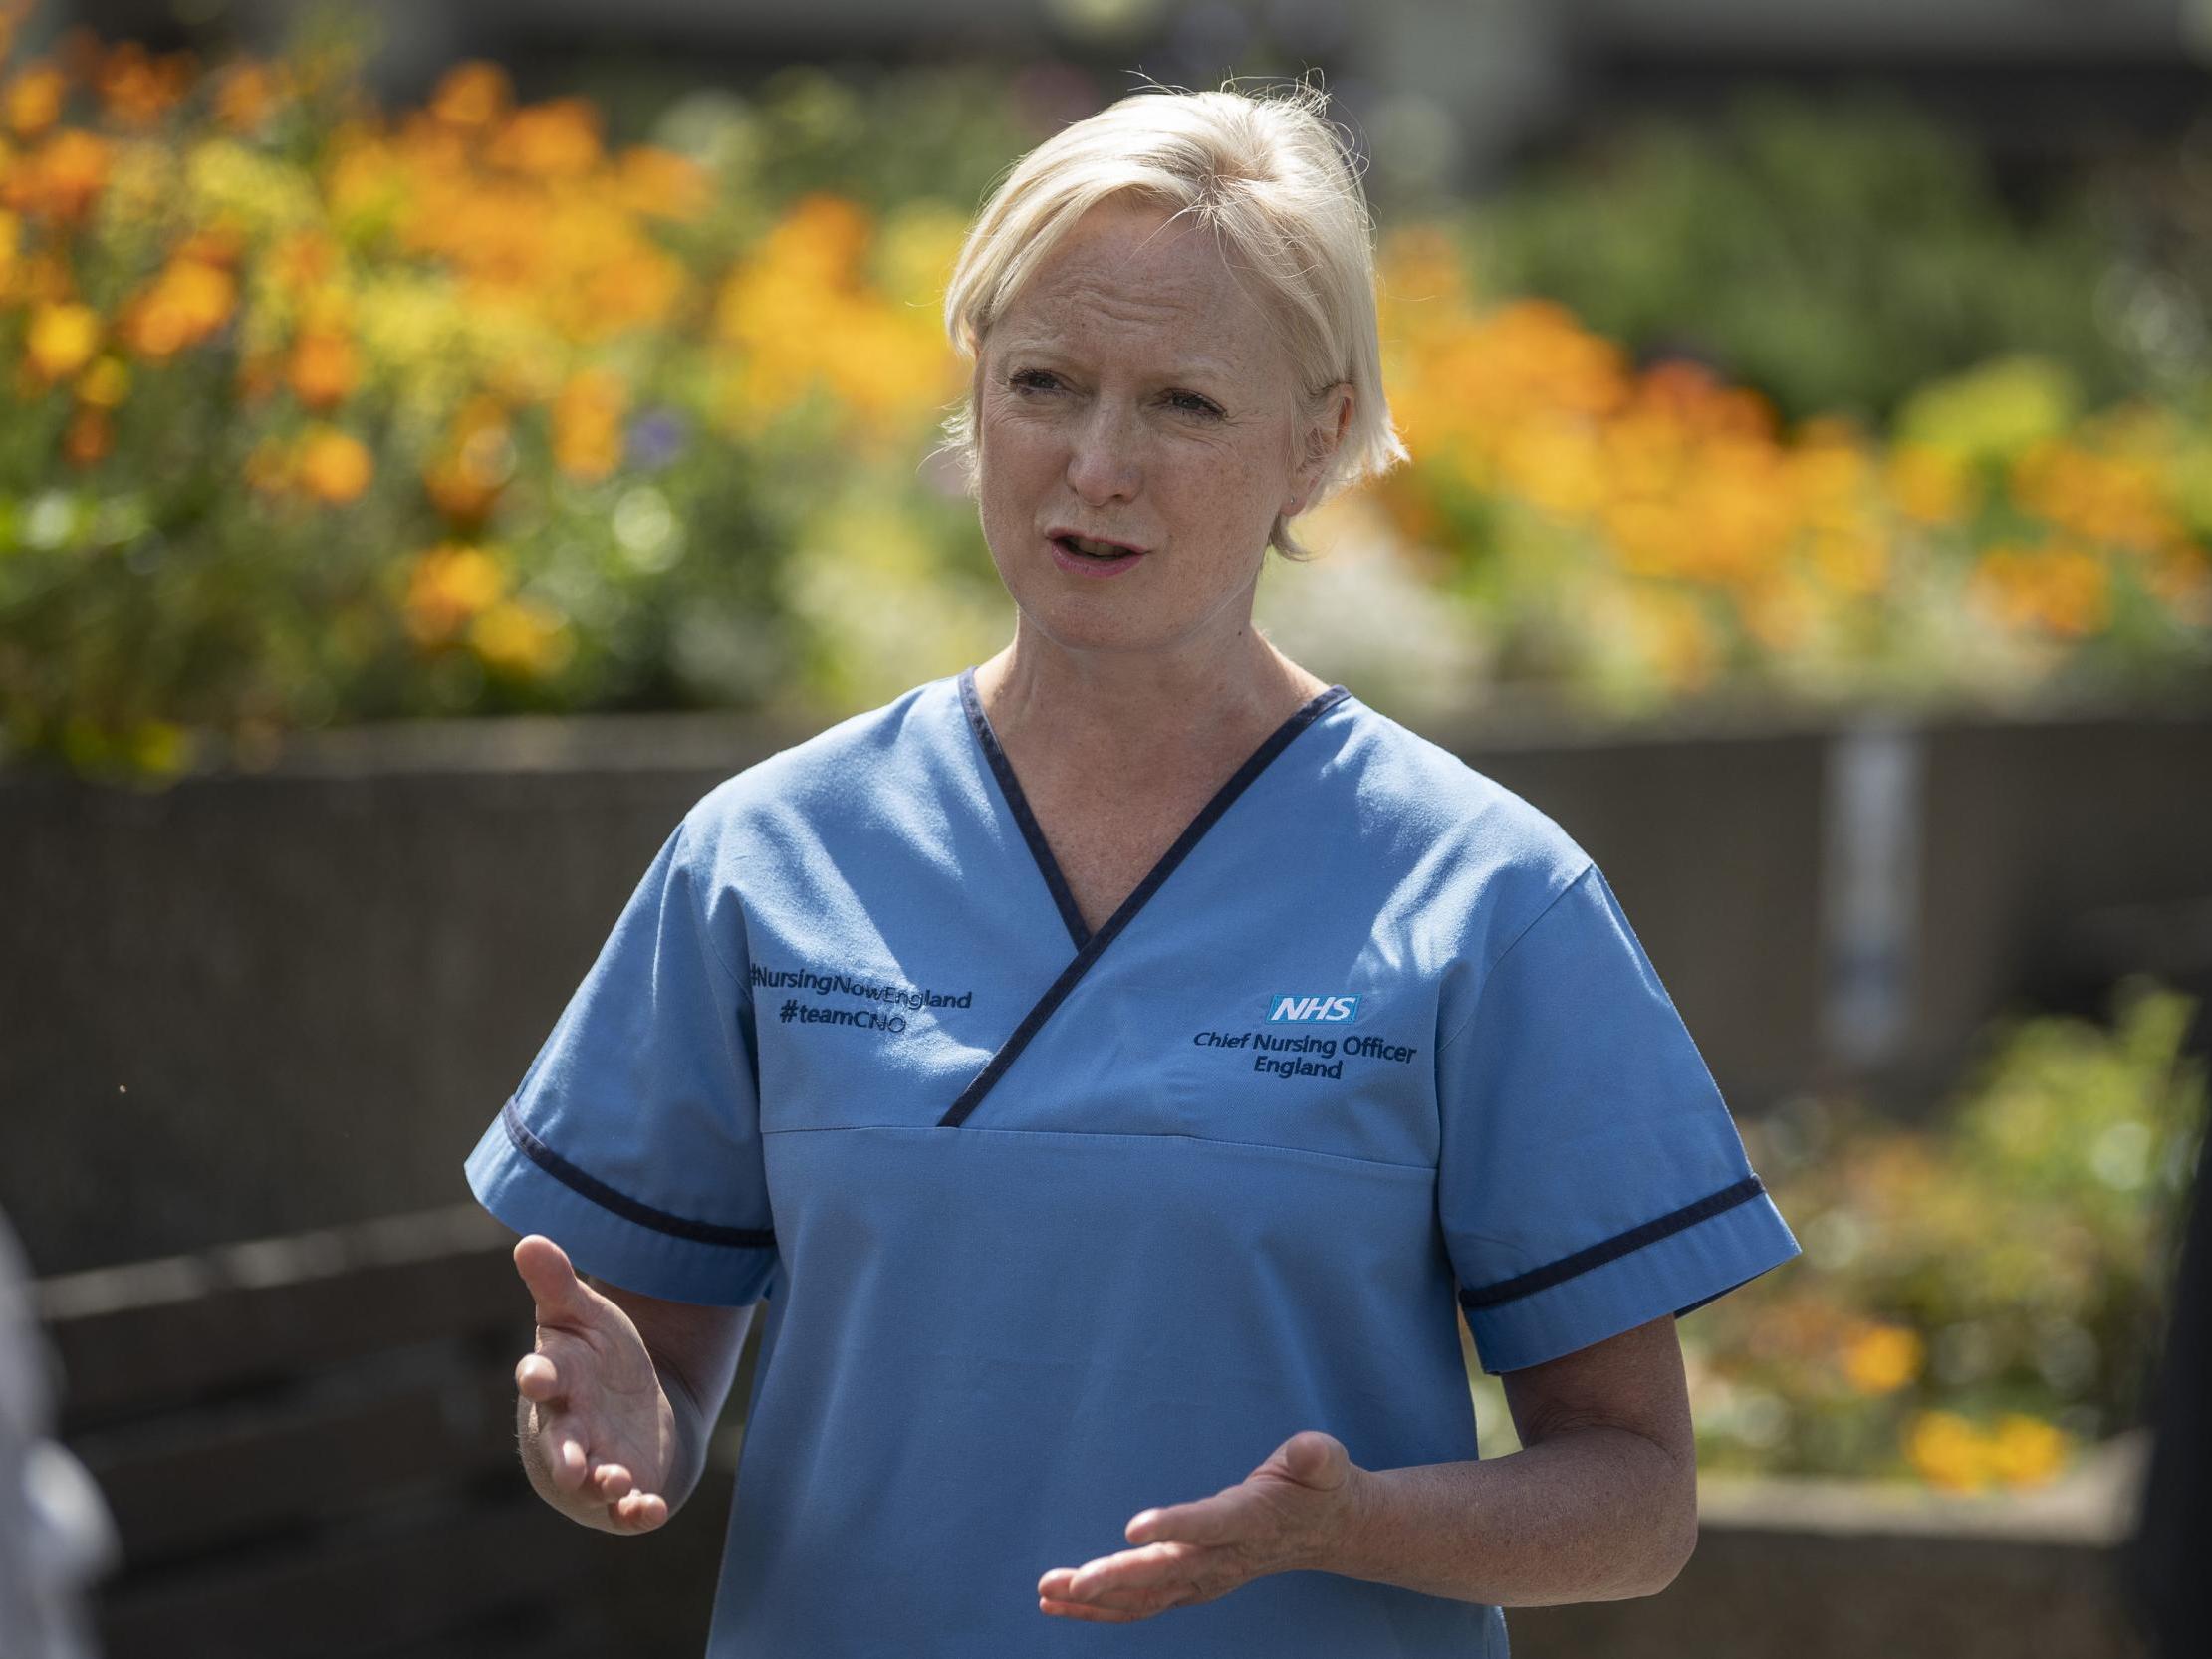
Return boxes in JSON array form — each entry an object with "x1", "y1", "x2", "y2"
[
  {"x1": 1437, "y1": 860, "x2": 1801, "y2": 1374},
  {"x1": 462, "y1": 811, "x2": 780, "y2": 1306}
]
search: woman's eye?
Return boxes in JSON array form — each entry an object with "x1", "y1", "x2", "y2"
[
  {"x1": 1009, "y1": 369, "x2": 1058, "y2": 393},
  {"x1": 1167, "y1": 390, "x2": 1221, "y2": 417}
]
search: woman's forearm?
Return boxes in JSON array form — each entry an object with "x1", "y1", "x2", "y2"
[{"x1": 1314, "y1": 1426, "x2": 1697, "y2": 1607}]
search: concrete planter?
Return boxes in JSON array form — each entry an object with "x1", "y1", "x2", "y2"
[
  {"x1": 28, "y1": 1201, "x2": 2159, "y2": 1659},
  {"x1": 3, "y1": 695, "x2": 2208, "y2": 1275}
]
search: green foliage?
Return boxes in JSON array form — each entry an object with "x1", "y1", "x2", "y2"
[
  {"x1": 1673, "y1": 975, "x2": 2207, "y2": 1484},
  {"x1": 1468, "y1": 87, "x2": 2133, "y2": 427}
]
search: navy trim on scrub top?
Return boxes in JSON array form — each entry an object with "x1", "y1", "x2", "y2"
[
  {"x1": 960, "y1": 666, "x2": 1093, "y2": 952},
  {"x1": 496, "y1": 1097, "x2": 777, "y2": 1249},
  {"x1": 941, "y1": 670, "x2": 1352, "y2": 1130},
  {"x1": 1456, "y1": 1172, "x2": 1769, "y2": 1312}
]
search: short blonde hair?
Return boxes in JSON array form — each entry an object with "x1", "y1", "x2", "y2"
[{"x1": 936, "y1": 77, "x2": 1410, "y2": 561}]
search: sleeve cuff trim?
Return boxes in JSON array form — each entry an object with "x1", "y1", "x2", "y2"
[
  {"x1": 1457, "y1": 1173, "x2": 1766, "y2": 1311},
  {"x1": 500, "y1": 1097, "x2": 775, "y2": 1250}
]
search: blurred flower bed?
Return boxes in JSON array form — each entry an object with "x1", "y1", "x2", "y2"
[
  {"x1": 2, "y1": 14, "x2": 2211, "y2": 781},
  {"x1": 1469, "y1": 976, "x2": 2207, "y2": 1490}
]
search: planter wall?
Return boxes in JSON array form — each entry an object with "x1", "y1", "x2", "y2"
[
  {"x1": 3, "y1": 698, "x2": 2207, "y2": 1276},
  {"x1": 30, "y1": 1202, "x2": 2157, "y2": 1659}
]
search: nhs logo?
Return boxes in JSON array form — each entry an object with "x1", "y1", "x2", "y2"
[{"x1": 1267, "y1": 994, "x2": 1360, "y2": 1024}]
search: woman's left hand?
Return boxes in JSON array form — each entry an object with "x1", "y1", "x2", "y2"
[{"x1": 1037, "y1": 1430, "x2": 1368, "y2": 1622}]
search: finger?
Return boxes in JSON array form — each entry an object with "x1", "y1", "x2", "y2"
[
  {"x1": 1048, "y1": 1543, "x2": 1200, "y2": 1603},
  {"x1": 614, "y1": 1490, "x2": 668, "y2": 1531},
  {"x1": 516, "y1": 1352, "x2": 563, "y2": 1402},
  {"x1": 514, "y1": 1235, "x2": 597, "y2": 1328},
  {"x1": 1040, "y1": 1595, "x2": 1144, "y2": 1623},
  {"x1": 551, "y1": 1433, "x2": 590, "y2": 1493},
  {"x1": 1128, "y1": 1495, "x2": 1238, "y2": 1546},
  {"x1": 594, "y1": 1462, "x2": 634, "y2": 1501}
]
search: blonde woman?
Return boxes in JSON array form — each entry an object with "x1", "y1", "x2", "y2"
[{"x1": 466, "y1": 78, "x2": 1801, "y2": 1655}]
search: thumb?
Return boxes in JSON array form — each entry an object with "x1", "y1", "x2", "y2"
[
  {"x1": 513, "y1": 1234, "x2": 599, "y2": 1328},
  {"x1": 1277, "y1": 1431, "x2": 1349, "y2": 1489}
]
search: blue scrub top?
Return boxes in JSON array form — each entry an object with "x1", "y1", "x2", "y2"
[{"x1": 464, "y1": 667, "x2": 1802, "y2": 1657}]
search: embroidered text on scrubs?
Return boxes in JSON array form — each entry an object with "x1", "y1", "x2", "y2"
[
  {"x1": 779, "y1": 999, "x2": 908, "y2": 1033},
  {"x1": 1192, "y1": 1029, "x2": 1420, "y2": 1065},
  {"x1": 750, "y1": 962, "x2": 974, "y2": 1012}
]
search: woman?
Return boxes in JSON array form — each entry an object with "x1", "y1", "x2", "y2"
[{"x1": 465, "y1": 79, "x2": 1801, "y2": 1654}]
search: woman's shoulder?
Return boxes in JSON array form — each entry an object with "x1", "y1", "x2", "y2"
[
  {"x1": 1333, "y1": 691, "x2": 1593, "y2": 907},
  {"x1": 679, "y1": 673, "x2": 963, "y2": 845}
]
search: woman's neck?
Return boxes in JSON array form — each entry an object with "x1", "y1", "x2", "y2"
[{"x1": 972, "y1": 620, "x2": 1329, "y2": 796}]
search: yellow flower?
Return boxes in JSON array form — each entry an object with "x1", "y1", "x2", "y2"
[
  {"x1": 404, "y1": 543, "x2": 508, "y2": 644},
  {"x1": 1884, "y1": 443, "x2": 1973, "y2": 525},
  {"x1": 469, "y1": 597, "x2": 575, "y2": 678},
  {"x1": 75, "y1": 355, "x2": 129, "y2": 408},
  {"x1": 1986, "y1": 1414, "x2": 2071, "y2": 1487},
  {"x1": 296, "y1": 426, "x2": 373, "y2": 504},
  {"x1": 1905, "y1": 1409, "x2": 1990, "y2": 1492},
  {"x1": 1840, "y1": 1321, "x2": 1923, "y2": 1394},
  {"x1": 25, "y1": 300, "x2": 99, "y2": 380}
]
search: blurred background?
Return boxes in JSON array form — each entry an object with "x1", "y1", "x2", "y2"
[{"x1": 0, "y1": 0, "x2": 2207, "y2": 1654}]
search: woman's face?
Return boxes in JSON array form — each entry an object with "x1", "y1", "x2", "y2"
[{"x1": 973, "y1": 196, "x2": 1346, "y2": 660}]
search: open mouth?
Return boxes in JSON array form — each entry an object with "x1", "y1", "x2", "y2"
[{"x1": 1052, "y1": 534, "x2": 1143, "y2": 561}]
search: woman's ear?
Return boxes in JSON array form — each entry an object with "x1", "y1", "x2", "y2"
[{"x1": 1286, "y1": 382, "x2": 1353, "y2": 518}]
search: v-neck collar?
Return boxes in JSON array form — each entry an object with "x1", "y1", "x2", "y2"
[{"x1": 948, "y1": 664, "x2": 1351, "y2": 1129}]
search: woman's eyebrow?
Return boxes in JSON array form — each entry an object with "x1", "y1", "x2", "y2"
[{"x1": 998, "y1": 342, "x2": 1237, "y2": 381}]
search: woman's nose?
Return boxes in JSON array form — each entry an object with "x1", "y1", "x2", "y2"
[{"x1": 1065, "y1": 404, "x2": 1140, "y2": 502}]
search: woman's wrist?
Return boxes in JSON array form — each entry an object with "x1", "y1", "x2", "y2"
[{"x1": 1307, "y1": 1431, "x2": 1694, "y2": 1606}]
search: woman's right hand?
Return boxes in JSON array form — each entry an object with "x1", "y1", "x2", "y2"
[{"x1": 511, "y1": 1234, "x2": 680, "y2": 1533}]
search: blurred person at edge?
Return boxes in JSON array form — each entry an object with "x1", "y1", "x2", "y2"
[
  {"x1": 2125, "y1": 1132, "x2": 2210, "y2": 1659},
  {"x1": 462, "y1": 76, "x2": 1802, "y2": 1654},
  {"x1": 0, "y1": 1207, "x2": 116, "y2": 1657}
]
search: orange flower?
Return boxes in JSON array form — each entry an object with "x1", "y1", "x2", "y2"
[
  {"x1": 267, "y1": 229, "x2": 339, "y2": 295},
  {"x1": 5, "y1": 126, "x2": 109, "y2": 222},
  {"x1": 404, "y1": 543, "x2": 508, "y2": 644},
  {"x1": 120, "y1": 257, "x2": 236, "y2": 358},
  {"x1": 286, "y1": 327, "x2": 359, "y2": 410},
  {"x1": 25, "y1": 300, "x2": 99, "y2": 381},
  {"x1": 296, "y1": 426, "x2": 373, "y2": 504},
  {"x1": 95, "y1": 41, "x2": 194, "y2": 129},
  {"x1": 615, "y1": 145, "x2": 711, "y2": 222},
  {"x1": 552, "y1": 367, "x2": 625, "y2": 480},
  {"x1": 423, "y1": 396, "x2": 514, "y2": 522},
  {"x1": 61, "y1": 405, "x2": 110, "y2": 466},
  {"x1": 487, "y1": 97, "x2": 601, "y2": 177},
  {"x1": 1969, "y1": 541, "x2": 2111, "y2": 638},
  {"x1": 4, "y1": 64, "x2": 67, "y2": 138},
  {"x1": 429, "y1": 61, "x2": 511, "y2": 130},
  {"x1": 213, "y1": 60, "x2": 281, "y2": 133}
]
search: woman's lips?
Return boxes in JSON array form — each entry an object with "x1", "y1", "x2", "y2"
[{"x1": 1048, "y1": 534, "x2": 1147, "y2": 579}]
